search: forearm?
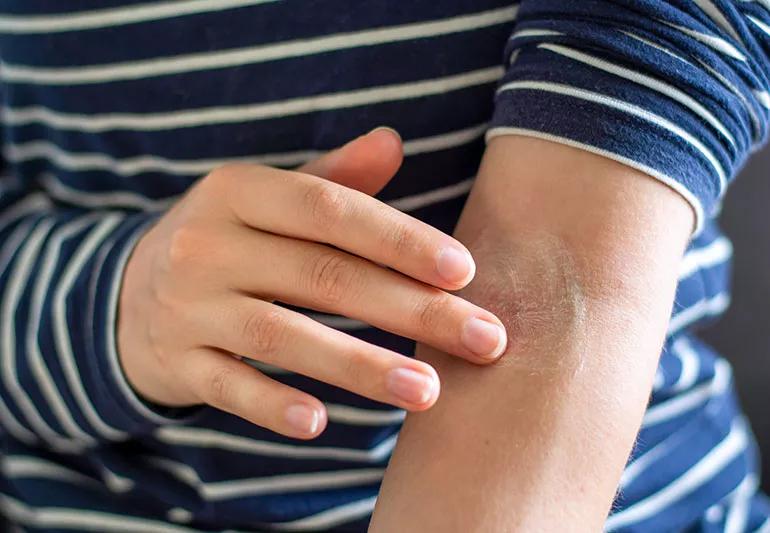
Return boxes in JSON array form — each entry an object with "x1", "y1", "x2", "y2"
[{"x1": 370, "y1": 136, "x2": 693, "y2": 531}]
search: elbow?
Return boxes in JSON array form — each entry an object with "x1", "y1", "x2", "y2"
[
  {"x1": 461, "y1": 227, "x2": 590, "y2": 377},
  {"x1": 459, "y1": 226, "x2": 655, "y2": 380}
]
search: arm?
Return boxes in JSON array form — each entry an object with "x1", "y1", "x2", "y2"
[
  {"x1": 0, "y1": 168, "x2": 172, "y2": 452},
  {"x1": 370, "y1": 135, "x2": 691, "y2": 530},
  {"x1": 0, "y1": 155, "x2": 186, "y2": 452},
  {"x1": 0, "y1": 125, "x2": 502, "y2": 450},
  {"x1": 372, "y1": 0, "x2": 770, "y2": 527}
]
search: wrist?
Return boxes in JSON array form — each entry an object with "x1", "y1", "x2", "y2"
[{"x1": 117, "y1": 222, "x2": 196, "y2": 409}]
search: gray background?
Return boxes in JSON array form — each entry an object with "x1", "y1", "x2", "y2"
[{"x1": 702, "y1": 147, "x2": 770, "y2": 491}]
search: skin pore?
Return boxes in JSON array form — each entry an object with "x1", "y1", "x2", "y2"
[{"x1": 369, "y1": 135, "x2": 693, "y2": 532}]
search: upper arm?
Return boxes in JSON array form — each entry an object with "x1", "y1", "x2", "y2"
[
  {"x1": 370, "y1": 3, "x2": 770, "y2": 529},
  {"x1": 493, "y1": 0, "x2": 770, "y2": 235}
]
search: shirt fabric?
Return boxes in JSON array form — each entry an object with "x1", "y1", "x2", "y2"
[{"x1": 0, "y1": 1, "x2": 769, "y2": 531}]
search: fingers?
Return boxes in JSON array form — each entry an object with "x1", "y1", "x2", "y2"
[
  {"x1": 219, "y1": 165, "x2": 476, "y2": 291},
  {"x1": 221, "y1": 227, "x2": 506, "y2": 363},
  {"x1": 194, "y1": 296, "x2": 440, "y2": 411},
  {"x1": 296, "y1": 127, "x2": 403, "y2": 196},
  {"x1": 181, "y1": 347, "x2": 327, "y2": 439}
]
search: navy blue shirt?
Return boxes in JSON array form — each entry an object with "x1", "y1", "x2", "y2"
[{"x1": 0, "y1": 1, "x2": 769, "y2": 531}]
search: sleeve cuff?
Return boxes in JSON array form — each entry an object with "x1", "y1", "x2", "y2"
[{"x1": 89, "y1": 213, "x2": 201, "y2": 434}]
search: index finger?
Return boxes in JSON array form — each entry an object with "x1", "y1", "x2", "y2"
[{"x1": 220, "y1": 165, "x2": 476, "y2": 291}]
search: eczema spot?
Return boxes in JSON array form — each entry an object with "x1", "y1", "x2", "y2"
[{"x1": 465, "y1": 228, "x2": 588, "y2": 376}]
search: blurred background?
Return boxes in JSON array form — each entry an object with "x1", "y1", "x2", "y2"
[{"x1": 703, "y1": 147, "x2": 770, "y2": 492}]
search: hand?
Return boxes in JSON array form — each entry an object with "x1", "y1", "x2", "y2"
[{"x1": 117, "y1": 128, "x2": 507, "y2": 439}]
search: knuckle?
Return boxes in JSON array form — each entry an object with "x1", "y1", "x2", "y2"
[
  {"x1": 305, "y1": 252, "x2": 364, "y2": 306},
  {"x1": 206, "y1": 163, "x2": 245, "y2": 190},
  {"x1": 340, "y1": 348, "x2": 368, "y2": 387},
  {"x1": 383, "y1": 219, "x2": 421, "y2": 256},
  {"x1": 415, "y1": 290, "x2": 452, "y2": 333},
  {"x1": 242, "y1": 308, "x2": 288, "y2": 356},
  {"x1": 207, "y1": 365, "x2": 236, "y2": 407},
  {"x1": 304, "y1": 181, "x2": 348, "y2": 232},
  {"x1": 167, "y1": 225, "x2": 207, "y2": 268}
]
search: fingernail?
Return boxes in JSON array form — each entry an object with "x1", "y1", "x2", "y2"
[
  {"x1": 367, "y1": 126, "x2": 401, "y2": 141},
  {"x1": 386, "y1": 368, "x2": 437, "y2": 406},
  {"x1": 436, "y1": 247, "x2": 476, "y2": 286},
  {"x1": 462, "y1": 318, "x2": 507, "y2": 359},
  {"x1": 285, "y1": 404, "x2": 321, "y2": 435}
]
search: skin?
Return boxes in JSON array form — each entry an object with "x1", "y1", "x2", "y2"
[
  {"x1": 118, "y1": 128, "x2": 507, "y2": 440},
  {"x1": 369, "y1": 135, "x2": 694, "y2": 531}
]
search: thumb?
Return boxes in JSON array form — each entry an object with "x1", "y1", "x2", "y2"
[{"x1": 297, "y1": 127, "x2": 404, "y2": 196}]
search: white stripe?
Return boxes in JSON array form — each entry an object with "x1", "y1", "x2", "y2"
[
  {"x1": 0, "y1": 0, "x2": 279, "y2": 34},
  {"x1": 40, "y1": 174, "x2": 176, "y2": 211},
  {"x1": 307, "y1": 314, "x2": 368, "y2": 331},
  {"x1": 540, "y1": 43, "x2": 737, "y2": 149},
  {"x1": 101, "y1": 467, "x2": 135, "y2": 493},
  {"x1": 605, "y1": 419, "x2": 748, "y2": 531},
  {"x1": 39, "y1": 172, "x2": 473, "y2": 218},
  {"x1": 270, "y1": 496, "x2": 377, "y2": 531},
  {"x1": 620, "y1": 31, "x2": 691, "y2": 63},
  {"x1": 155, "y1": 426, "x2": 397, "y2": 463},
  {"x1": 0, "y1": 193, "x2": 51, "y2": 233},
  {"x1": 0, "y1": 391, "x2": 37, "y2": 446},
  {"x1": 754, "y1": 89, "x2": 770, "y2": 109},
  {"x1": 664, "y1": 21, "x2": 747, "y2": 61},
  {"x1": 739, "y1": 0, "x2": 770, "y2": 11},
  {"x1": 642, "y1": 359, "x2": 730, "y2": 427},
  {"x1": 52, "y1": 215, "x2": 129, "y2": 440},
  {"x1": 679, "y1": 236, "x2": 732, "y2": 279},
  {"x1": 148, "y1": 457, "x2": 384, "y2": 499},
  {"x1": 0, "y1": 216, "x2": 42, "y2": 279},
  {"x1": 325, "y1": 404, "x2": 406, "y2": 426},
  {"x1": 620, "y1": 31, "x2": 764, "y2": 146},
  {"x1": 746, "y1": 13, "x2": 770, "y2": 37},
  {"x1": 0, "y1": 7, "x2": 517, "y2": 85},
  {"x1": 1, "y1": 456, "x2": 99, "y2": 488},
  {"x1": 706, "y1": 503, "x2": 726, "y2": 523},
  {"x1": 0, "y1": 495, "x2": 196, "y2": 532},
  {"x1": 402, "y1": 123, "x2": 488, "y2": 156},
  {"x1": 748, "y1": 14, "x2": 770, "y2": 37},
  {"x1": 496, "y1": 80, "x2": 728, "y2": 192},
  {"x1": 693, "y1": 0, "x2": 747, "y2": 46},
  {"x1": 653, "y1": 369, "x2": 665, "y2": 391},
  {"x1": 485, "y1": 127, "x2": 706, "y2": 235},
  {"x1": 695, "y1": 57, "x2": 763, "y2": 142},
  {"x1": 620, "y1": 428, "x2": 691, "y2": 488},
  {"x1": 244, "y1": 360, "x2": 294, "y2": 375},
  {"x1": 9, "y1": 122, "x2": 487, "y2": 179},
  {"x1": 509, "y1": 28, "x2": 563, "y2": 40},
  {"x1": 755, "y1": 517, "x2": 770, "y2": 533},
  {"x1": 670, "y1": 336, "x2": 701, "y2": 393},
  {"x1": 0, "y1": 218, "x2": 86, "y2": 451},
  {"x1": 3, "y1": 66, "x2": 504, "y2": 132},
  {"x1": 389, "y1": 176, "x2": 474, "y2": 211},
  {"x1": 667, "y1": 292, "x2": 731, "y2": 335},
  {"x1": 724, "y1": 473, "x2": 758, "y2": 533},
  {"x1": 166, "y1": 508, "x2": 193, "y2": 524},
  {"x1": 25, "y1": 216, "x2": 107, "y2": 447},
  {"x1": 0, "y1": 220, "x2": 42, "y2": 446}
]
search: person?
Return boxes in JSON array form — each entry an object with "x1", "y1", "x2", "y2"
[{"x1": 0, "y1": 0, "x2": 767, "y2": 531}]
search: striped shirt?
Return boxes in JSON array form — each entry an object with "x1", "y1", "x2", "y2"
[{"x1": 0, "y1": 0, "x2": 769, "y2": 531}]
